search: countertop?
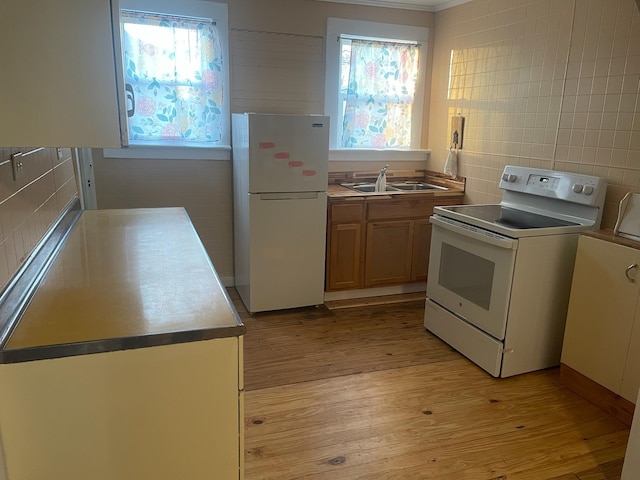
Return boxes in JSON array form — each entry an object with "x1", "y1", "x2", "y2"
[
  {"x1": 327, "y1": 174, "x2": 466, "y2": 200},
  {"x1": 0, "y1": 208, "x2": 244, "y2": 363},
  {"x1": 584, "y1": 229, "x2": 640, "y2": 251}
]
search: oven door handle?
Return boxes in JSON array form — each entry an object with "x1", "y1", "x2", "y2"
[{"x1": 430, "y1": 215, "x2": 518, "y2": 249}]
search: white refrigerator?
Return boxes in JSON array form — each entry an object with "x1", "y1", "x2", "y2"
[{"x1": 232, "y1": 113, "x2": 330, "y2": 313}]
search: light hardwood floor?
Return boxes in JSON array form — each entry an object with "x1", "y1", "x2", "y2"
[{"x1": 231, "y1": 290, "x2": 630, "y2": 480}]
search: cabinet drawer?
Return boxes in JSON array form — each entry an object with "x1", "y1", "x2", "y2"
[
  {"x1": 331, "y1": 202, "x2": 364, "y2": 223},
  {"x1": 367, "y1": 200, "x2": 434, "y2": 221}
]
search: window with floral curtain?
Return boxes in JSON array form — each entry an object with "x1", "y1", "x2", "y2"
[
  {"x1": 339, "y1": 38, "x2": 420, "y2": 149},
  {"x1": 120, "y1": 10, "x2": 225, "y2": 145}
]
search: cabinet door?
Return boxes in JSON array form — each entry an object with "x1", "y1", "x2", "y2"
[
  {"x1": 621, "y1": 307, "x2": 640, "y2": 403},
  {"x1": 327, "y1": 223, "x2": 363, "y2": 290},
  {"x1": 0, "y1": 0, "x2": 123, "y2": 147},
  {"x1": 326, "y1": 201, "x2": 364, "y2": 291},
  {"x1": 0, "y1": 338, "x2": 241, "y2": 479},
  {"x1": 411, "y1": 218, "x2": 432, "y2": 282},
  {"x1": 561, "y1": 236, "x2": 640, "y2": 394},
  {"x1": 365, "y1": 220, "x2": 414, "y2": 287}
]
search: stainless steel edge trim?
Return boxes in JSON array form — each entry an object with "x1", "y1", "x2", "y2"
[{"x1": 0, "y1": 197, "x2": 82, "y2": 350}]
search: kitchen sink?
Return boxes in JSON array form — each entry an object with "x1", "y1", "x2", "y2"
[
  {"x1": 341, "y1": 183, "x2": 400, "y2": 193},
  {"x1": 341, "y1": 182, "x2": 448, "y2": 193},
  {"x1": 390, "y1": 182, "x2": 448, "y2": 191}
]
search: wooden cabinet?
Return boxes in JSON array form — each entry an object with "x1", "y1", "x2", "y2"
[
  {"x1": 411, "y1": 218, "x2": 433, "y2": 282},
  {"x1": 0, "y1": 0, "x2": 123, "y2": 147},
  {"x1": 561, "y1": 234, "x2": 640, "y2": 404},
  {"x1": 327, "y1": 199, "x2": 365, "y2": 290},
  {"x1": 326, "y1": 194, "x2": 460, "y2": 291},
  {"x1": 365, "y1": 220, "x2": 414, "y2": 286}
]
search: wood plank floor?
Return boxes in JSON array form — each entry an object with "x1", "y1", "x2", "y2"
[{"x1": 230, "y1": 290, "x2": 631, "y2": 480}]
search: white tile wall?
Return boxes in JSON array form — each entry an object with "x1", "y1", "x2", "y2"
[
  {"x1": 0, "y1": 147, "x2": 78, "y2": 291},
  {"x1": 429, "y1": 0, "x2": 640, "y2": 225}
]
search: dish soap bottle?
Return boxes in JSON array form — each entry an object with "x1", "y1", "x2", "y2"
[{"x1": 375, "y1": 164, "x2": 389, "y2": 192}]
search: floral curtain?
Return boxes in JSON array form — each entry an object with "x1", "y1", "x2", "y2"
[
  {"x1": 340, "y1": 39, "x2": 420, "y2": 149},
  {"x1": 121, "y1": 10, "x2": 225, "y2": 144}
]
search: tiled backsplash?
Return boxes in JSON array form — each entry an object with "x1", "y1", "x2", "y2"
[
  {"x1": 429, "y1": 0, "x2": 640, "y2": 228},
  {"x1": 0, "y1": 147, "x2": 78, "y2": 292}
]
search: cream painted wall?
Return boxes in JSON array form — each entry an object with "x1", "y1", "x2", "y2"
[
  {"x1": 6, "y1": 0, "x2": 639, "y2": 287},
  {"x1": 427, "y1": 0, "x2": 640, "y2": 228},
  {"x1": 93, "y1": 0, "x2": 435, "y2": 283}
]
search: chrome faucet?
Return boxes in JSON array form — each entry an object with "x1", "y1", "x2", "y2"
[{"x1": 375, "y1": 164, "x2": 389, "y2": 192}]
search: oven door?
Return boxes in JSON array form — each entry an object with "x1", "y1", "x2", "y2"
[{"x1": 426, "y1": 215, "x2": 518, "y2": 340}]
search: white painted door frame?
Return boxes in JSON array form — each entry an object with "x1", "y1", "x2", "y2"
[{"x1": 74, "y1": 148, "x2": 97, "y2": 210}]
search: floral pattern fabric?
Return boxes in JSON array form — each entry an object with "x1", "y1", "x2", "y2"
[
  {"x1": 340, "y1": 39, "x2": 420, "y2": 149},
  {"x1": 121, "y1": 10, "x2": 225, "y2": 144}
]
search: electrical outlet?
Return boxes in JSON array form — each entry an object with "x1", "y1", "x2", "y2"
[{"x1": 10, "y1": 152, "x2": 24, "y2": 181}]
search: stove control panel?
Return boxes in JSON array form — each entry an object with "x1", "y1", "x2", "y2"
[{"x1": 499, "y1": 166, "x2": 606, "y2": 206}]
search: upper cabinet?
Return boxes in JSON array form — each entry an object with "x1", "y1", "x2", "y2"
[{"x1": 0, "y1": 0, "x2": 124, "y2": 147}]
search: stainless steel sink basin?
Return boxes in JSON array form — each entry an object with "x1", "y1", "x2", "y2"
[
  {"x1": 341, "y1": 183, "x2": 399, "y2": 193},
  {"x1": 390, "y1": 182, "x2": 448, "y2": 191},
  {"x1": 341, "y1": 182, "x2": 448, "y2": 193}
]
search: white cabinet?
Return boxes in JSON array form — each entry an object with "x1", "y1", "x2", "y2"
[
  {"x1": 0, "y1": 337, "x2": 244, "y2": 480},
  {"x1": 622, "y1": 388, "x2": 640, "y2": 479},
  {"x1": 561, "y1": 234, "x2": 640, "y2": 403},
  {"x1": 0, "y1": 0, "x2": 123, "y2": 147}
]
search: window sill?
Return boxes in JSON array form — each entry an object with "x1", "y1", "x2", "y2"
[
  {"x1": 329, "y1": 149, "x2": 430, "y2": 162},
  {"x1": 102, "y1": 145, "x2": 231, "y2": 160}
]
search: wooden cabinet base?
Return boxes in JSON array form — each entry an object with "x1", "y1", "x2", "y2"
[
  {"x1": 326, "y1": 195, "x2": 462, "y2": 292},
  {"x1": 560, "y1": 363, "x2": 635, "y2": 426}
]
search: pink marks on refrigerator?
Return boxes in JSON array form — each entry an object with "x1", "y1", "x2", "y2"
[{"x1": 256, "y1": 143, "x2": 314, "y2": 177}]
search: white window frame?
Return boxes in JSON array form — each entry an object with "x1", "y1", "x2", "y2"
[
  {"x1": 325, "y1": 18, "x2": 429, "y2": 162},
  {"x1": 105, "y1": 0, "x2": 230, "y2": 160}
]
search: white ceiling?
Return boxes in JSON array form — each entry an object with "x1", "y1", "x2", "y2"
[{"x1": 316, "y1": 0, "x2": 474, "y2": 12}]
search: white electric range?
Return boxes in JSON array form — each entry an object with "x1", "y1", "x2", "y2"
[{"x1": 424, "y1": 165, "x2": 607, "y2": 377}]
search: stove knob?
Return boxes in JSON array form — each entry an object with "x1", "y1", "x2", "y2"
[
  {"x1": 583, "y1": 185, "x2": 594, "y2": 195},
  {"x1": 508, "y1": 174, "x2": 517, "y2": 182},
  {"x1": 501, "y1": 173, "x2": 509, "y2": 182},
  {"x1": 572, "y1": 184, "x2": 584, "y2": 193}
]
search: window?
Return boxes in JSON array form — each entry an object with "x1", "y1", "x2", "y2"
[
  {"x1": 108, "y1": 0, "x2": 230, "y2": 158},
  {"x1": 325, "y1": 18, "x2": 429, "y2": 157}
]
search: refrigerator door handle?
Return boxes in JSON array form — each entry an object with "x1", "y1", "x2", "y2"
[{"x1": 257, "y1": 192, "x2": 320, "y2": 200}]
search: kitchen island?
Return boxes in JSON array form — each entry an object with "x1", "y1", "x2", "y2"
[{"x1": 0, "y1": 207, "x2": 245, "y2": 480}]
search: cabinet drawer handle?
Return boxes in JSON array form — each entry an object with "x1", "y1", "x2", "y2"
[{"x1": 625, "y1": 263, "x2": 638, "y2": 283}]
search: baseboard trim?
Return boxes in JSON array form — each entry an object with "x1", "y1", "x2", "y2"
[
  {"x1": 325, "y1": 292, "x2": 426, "y2": 309},
  {"x1": 559, "y1": 363, "x2": 635, "y2": 426},
  {"x1": 323, "y1": 283, "x2": 426, "y2": 302}
]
